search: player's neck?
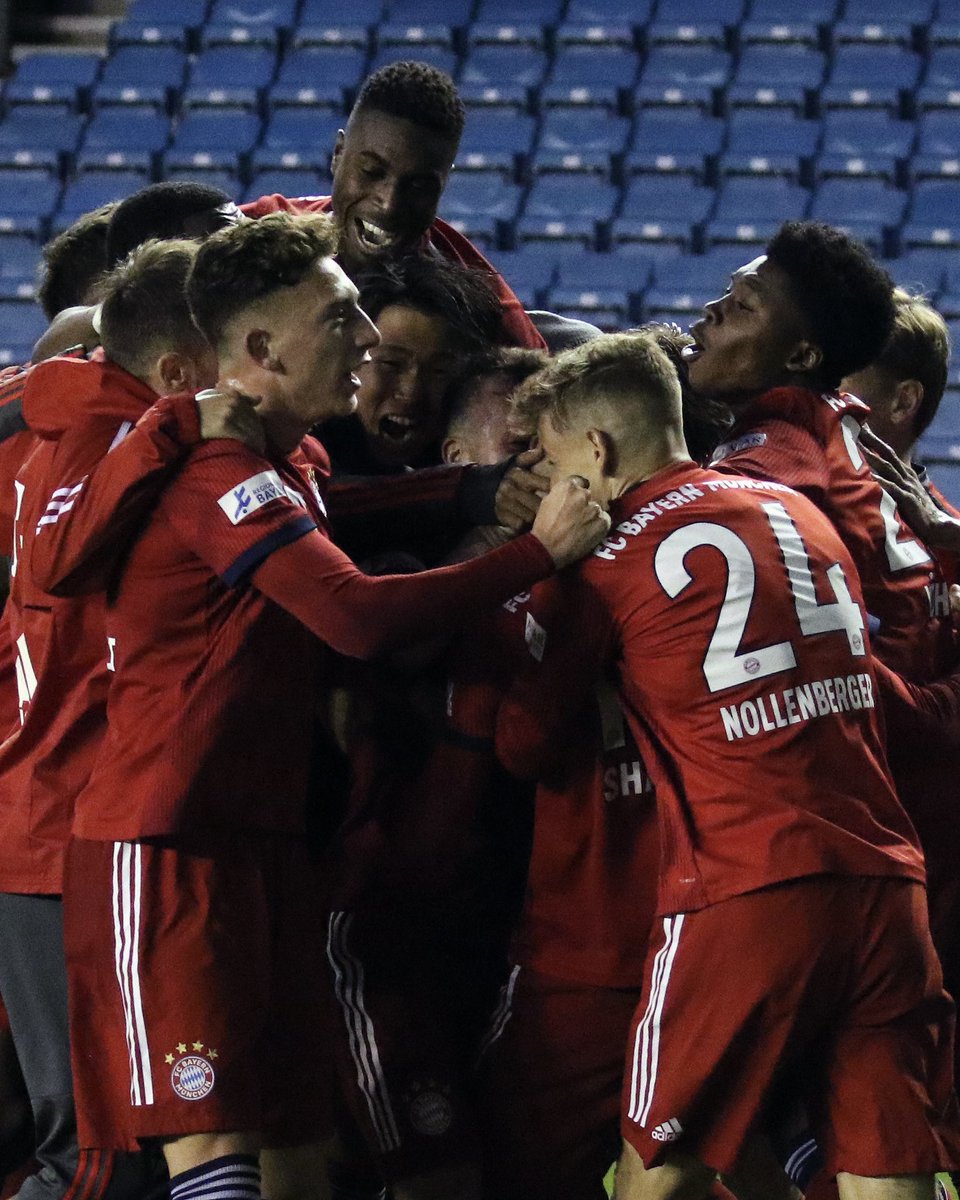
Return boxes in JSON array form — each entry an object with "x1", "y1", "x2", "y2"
[{"x1": 611, "y1": 449, "x2": 693, "y2": 502}]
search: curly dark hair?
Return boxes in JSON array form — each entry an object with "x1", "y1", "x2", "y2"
[
  {"x1": 106, "y1": 181, "x2": 233, "y2": 267},
  {"x1": 352, "y1": 60, "x2": 465, "y2": 144},
  {"x1": 187, "y1": 211, "x2": 339, "y2": 348},
  {"x1": 355, "y1": 254, "x2": 503, "y2": 353},
  {"x1": 38, "y1": 202, "x2": 117, "y2": 319},
  {"x1": 765, "y1": 221, "x2": 896, "y2": 390},
  {"x1": 641, "y1": 322, "x2": 734, "y2": 462}
]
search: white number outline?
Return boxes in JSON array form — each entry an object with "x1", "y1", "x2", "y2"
[{"x1": 654, "y1": 504, "x2": 866, "y2": 695}]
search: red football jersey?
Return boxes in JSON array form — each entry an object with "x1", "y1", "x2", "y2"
[
  {"x1": 711, "y1": 387, "x2": 955, "y2": 681},
  {"x1": 240, "y1": 193, "x2": 547, "y2": 352},
  {"x1": 0, "y1": 356, "x2": 202, "y2": 892},
  {"x1": 72, "y1": 438, "x2": 553, "y2": 841},
  {"x1": 498, "y1": 461, "x2": 924, "y2": 917}
]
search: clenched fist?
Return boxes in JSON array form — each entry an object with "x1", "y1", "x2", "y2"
[{"x1": 531, "y1": 476, "x2": 611, "y2": 569}]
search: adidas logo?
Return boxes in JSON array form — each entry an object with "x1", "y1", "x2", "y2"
[{"x1": 651, "y1": 1118, "x2": 683, "y2": 1143}]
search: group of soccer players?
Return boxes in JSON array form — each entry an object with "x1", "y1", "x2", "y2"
[{"x1": 0, "y1": 54, "x2": 959, "y2": 1200}]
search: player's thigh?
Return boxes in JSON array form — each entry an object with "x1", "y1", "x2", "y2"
[
  {"x1": 622, "y1": 884, "x2": 852, "y2": 1177},
  {"x1": 261, "y1": 1139, "x2": 333, "y2": 1200},
  {"x1": 820, "y1": 879, "x2": 960, "y2": 1178},
  {"x1": 476, "y1": 965, "x2": 637, "y2": 1200}
]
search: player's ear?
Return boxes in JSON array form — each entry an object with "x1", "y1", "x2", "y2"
[
  {"x1": 785, "y1": 341, "x2": 822, "y2": 376},
  {"x1": 891, "y1": 378, "x2": 923, "y2": 426},
  {"x1": 440, "y1": 436, "x2": 462, "y2": 465},
  {"x1": 155, "y1": 351, "x2": 193, "y2": 394},
  {"x1": 245, "y1": 328, "x2": 280, "y2": 372},
  {"x1": 331, "y1": 129, "x2": 346, "y2": 174},
  {"x1": 587, "y1": 427, "x2": 615, "y2": 476}
]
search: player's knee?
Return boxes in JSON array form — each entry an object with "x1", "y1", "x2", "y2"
[{"x1": 836, "y1": 1172, "x2": 937, "y2": 1200}]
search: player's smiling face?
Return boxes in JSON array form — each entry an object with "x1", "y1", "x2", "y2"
[
  {"x1": 354, "y1": 303, "x2": 459, "y2": 469},
  {"x1": 330, "y1": 110, "x2": 456, "y2": 275},
  {"x1": 258, "y1": 257, "x2": 380, "y2": 438},
  {"x1": 685, "y1": 255, "x2": 813, "y2": 406}
]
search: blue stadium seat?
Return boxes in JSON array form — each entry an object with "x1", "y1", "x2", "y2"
[
  {"x1": 843, "y1": 0, "x2": 934, "y2": 18},
  {"x1": 161, "y1": 167, "x2": 238, "y2": 191},
  {"x1": 298, "y1": 0, "x2": 382, "y2": 20},
  {"x1": 367, "y1": 46, "x2": 457, "y2": 76},
  {"x1": 733, "y1": 45, "x2": 826, "y2": 88},
  {"x1": 821, "y1": 111, "x2": 915, "y2": 157},
  {"x1": 916, "y1": 111, "x2": 960, "y2": 157},
  {"x1": 609, "y1": 216, "x2": 693, "y2": 253},
  {"x1": 832, "y1": 20, "x2": 914, "y2": 48},
  {"x1": 556, "y1": 22, "x2": 636, "y2": 49},
  {"x1": 642, "y1": 46, "x2": 731, "y2": 88},
  {"x1": 208, "y1": 0, "x2": 297, "y2": 26},
  {"x1": 739, "y1": 20, "x2": 819, "y2": 48},
  {"x1": 565, "y1": 0, "x2": 653, "y2": 19},
  {"x1": 81, "y1": 107, "x2": 170, "y2": 157},
  {"x1": 170, "y1": 108, "x2": 261, "y2": 154},
  {"x1": 654, "y1": 0, "x2": 744, "y2": 23},
  {"x1": 100, "y1": 46, "x2": 188, "y2": 91},
  {"x1": 630, "y1": 110, "x2": 725, "y2": 156},
  {"x1": 620, "y1": 175, "x2": 714, "y2": 225},
  {"x1": 816, "y1": 153, "x2": 898, "y2": 184},
  {"x1": 249, "y1": 145, "x2": 329, "y2": 173},
  {"x1": 244, "y1": 168, "x2": 327, "y2": 199},
  {"x1": 824, "y1": 46, "x2": 921, "y2": 109},
  {"x1": 548, "y1": 283, "x2": 633, "y2": 324},
  {"x1": 441, "y1": 214, "x2": 500, "y2": 251},
  {"x1": 944, "y1": 262, "x2": 960, "y2": 295},
  {"x1": 485, "y1": 247, "x2": 560, "y2": 299},
  {"x1": 0, "y1": 301, "x2": 46, "y2": 358},
  {"x1": 269, "y1": 84, "x2": 346, "y2": 111},
  {"x1": 538, "y1": 111, "x2": 631, "y2": 155},
  {"x1": 260, "y1": 108, "x2": 341, "y2": 153},
  {"x1": 889, "y1": 247, "x2": 951, "y2": 295},
  {"x1": 635, "y1": 82, "x2": 715, "y2": 114},
  {"x1": 556, "y1": 251, "x2": 654, "y2": 294},
  {"x1": 928, "y1": 21, "x2": 960, "y2": 47},
  {"x1": 0, "y1": 169, "x2": 61, "y2": 218},
  {"x1": 58, "y1": 171, "x2": 147, "y2": 220},
  {"x1": 90, "y1": 83, "x2": 168, "y2": 111},
  {"x1": 11, "y1": 52, "x2": 102, "y2": 90},
  {"x1": 524, "y1": 176, "x2": 619, "y2": 221},
  {"x1": 549, "y1": 46, "x2": 639, "y2": 88},
  {"x1": 726, "y1": 111, "x2": 820, "y2": 158},
  {"x1": 909, "y1": 181, "x2": 960, "y2": 226},
  {"x1": 711, "y1": 176, "x2": 809, "y2": 224},
  {"x1": 125, "y1": 0, "x2": 208, "y2": 23},
  {"x1": 457, "y1": 113, "x2": 535, "y2": 176},
  {"x1": 276, "y1": 48, "x2": 366, "y2": 101},
  {"x1": 647, "y1": 22, "x2": 725, "y2": 48},
  {"x1": 440, "y1": 174, "x2": 522, "y2": 220},
  {"x1": 468, "y1": 22, "x2": 545, "y2": 50},
  {"x1": 541, "y1": 83, "x2": 622, "y2": 113},
  {"x1": 200, "y1": 21, "x2": 281, "y2": 49},
  {"x1": 460, "y1": 47, "x2": 547, "y2": 88},
  {"x1": 109, "y1": 20, "x2": 191, "y2": 50},
  {"x1": 4, "y1": 81, "x2": 84, "y2": 111},
  {"x1": 642, "y1": 282, "x2": 711, "y2": 321},
  {"x1": 0, "y1": 235, "x2": 42, "y2": 283},
  {"x1": 379, "y1": 23, "x2": 456, "y2": 51},
  {"x1": 746, "y1": 0, "x2": 837, "y2": 18},
  {"x1": 290, "y1": 24, "x2": 368, "y2": 48},
  {"x1": 809, "y1": 177, "x2": 906, "y2": 229},
  {"x1": 188, "y1": 46, "x2": 277, "y2": 90},
  {"x1": 725, "y1": 83, "x2": 808, "y2": 114},
  {"x1": 0, "y1": 107, "x2": 85, "y2": 156},
  {"x1": 475, "y1": 0, "x2": 565, "y2": 20},
  {"x1": 384, "y1": 0, "x2": 472, "y2": 21},
  {"x1": 678, "y1": 244, "x2": 761, "y2": 289},
  {"x1": 514, "y1": 215, "x2": 598, "y2": 249}
]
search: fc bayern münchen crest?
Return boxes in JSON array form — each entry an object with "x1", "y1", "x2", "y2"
[{"x1": 171, "y1": 1054, "x2": 215, "y2": 1101}]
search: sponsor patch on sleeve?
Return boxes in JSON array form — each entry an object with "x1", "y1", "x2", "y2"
[
  {"x1": 218, "y1": 470, "x2": 287, "y2": 525},
  {"x1": 710, "y1": 431, "x2": 767, "y2": 463}
]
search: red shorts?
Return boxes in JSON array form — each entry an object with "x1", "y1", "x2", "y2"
[
  {"x1": 64, "y1": 835, "x2": 334, "y2": 1152},
  {"x1": 325, "y1": 907, "x2": 504, "y2": 1182},
  {"x1": 622, "y1": 876, "x2": 960, "y2": 1175},
  {"x1": 475, "y1": 965, "x2": 640, "y2": 1200}
]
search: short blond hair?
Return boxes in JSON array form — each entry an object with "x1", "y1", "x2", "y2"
[
  {"x1": 877, "y1": 287, "x2": 950, "y2": 438},
  {"x1": 510, "y1": 331, "x2": 682, "y2": 448}
]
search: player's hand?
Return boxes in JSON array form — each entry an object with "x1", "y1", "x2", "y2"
[
  {"x1": 860, "y1": 425, "x2": 960, "y2": 553},
  {"x1": 531, "y1": 475, "x2": 611, "y2": 569},
  {"x1": 196, "y1": 380, "x2": 265, "y2": 455},
  {"x1": 494, "y1": 445, "x2": 550, "y2": 531}
]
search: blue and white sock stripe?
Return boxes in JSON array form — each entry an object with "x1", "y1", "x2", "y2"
[
  {"x1": 111, "y1": 841, "x2": 154, "y2": 1107},
  {"x1": 326, "y1": 912, "x2": 401, "y2": 1154},
  {"x1": 170, "y1": 1155, "x2": 261, "y2": 1200},
  {"x1": 628, "y1": 913, "x2": 685, "y2": 1127},
  {"x1": 784, "y1": 1137, "x2": 820, "y2": 1186}
]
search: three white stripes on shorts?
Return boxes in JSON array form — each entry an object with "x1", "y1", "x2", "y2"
[
  {"x1": 326, "y1": 912, "x2": 401, "y2": 1153},
  {"x1": 628, "y1": 913, "x2": 684, "y2": 1128},
  {"x1": 112, "y1": 841, "x2": 154, "y2": 1107}
]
